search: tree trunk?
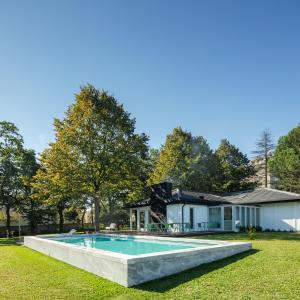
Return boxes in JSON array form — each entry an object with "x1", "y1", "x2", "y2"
[
  {"x1": 5, "y1": 205, "x2": 11, "y2": 237},
  {"x1": 91, "y1": 202, "x2": 94, "y2": 227},
  {"x1": 265, "y1": 155, "x2": 268, "y2": 188},
  {"x1": 81, "y1": 207, "x2": 86, "y2": 231},
  {"x1": 94, "y1": 196, "x2": 100, "y2": 232},
  {"x1": 58, "y1": 208, "x2": 64, "y2": 233},
  {"x1": 30, "y1": 201, "x2": 36, "y2": 234}
]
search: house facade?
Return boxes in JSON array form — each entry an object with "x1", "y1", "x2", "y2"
[{"x1": 128, "y1": 182, "x2": 300, "y2": 232}]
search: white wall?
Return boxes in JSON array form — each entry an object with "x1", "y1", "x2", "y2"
[
  {"x1": 167, "y1": 204, "x2": 183, "y2": 224},
  {"x1": 167, "y1": 204, "x2": 208, "y2": 231},
  {"x1": 260, "y1": 202, "x2": 300, "y2": 231}
]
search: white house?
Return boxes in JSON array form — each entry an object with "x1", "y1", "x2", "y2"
[{"x1": 127, "y1": 182, "x2": 300, "y2": 233}]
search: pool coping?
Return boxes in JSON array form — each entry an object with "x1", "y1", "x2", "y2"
[{"x1": 24, "y1": 234, "x2": 252, "y2": 287}]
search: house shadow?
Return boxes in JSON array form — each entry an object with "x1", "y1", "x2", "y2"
[
  {"x1": 134, "y1": 249, "x2": 259, "y2": 293},
  {"x1": 205, "y1": 232, "x2": 300, "y2": 242}
]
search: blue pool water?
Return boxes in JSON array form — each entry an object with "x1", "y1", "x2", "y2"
[{"x1": 52, "y1": 235, "x2": 215, "y2": 255}]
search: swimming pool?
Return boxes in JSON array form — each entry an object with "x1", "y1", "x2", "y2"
[
  {"x1": 24, "y1": 234, "x2": 251, "y2": 287},
  {"x1": 52, "y1": 235, "x2": 217, "y2": 255}
]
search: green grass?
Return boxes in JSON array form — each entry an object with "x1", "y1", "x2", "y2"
[{"x1": 1, "y1": 233, "x2": 300, "y2": 300}]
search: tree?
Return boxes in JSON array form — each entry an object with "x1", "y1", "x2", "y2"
[
  {"x1": 215, "y1": 139, "x2": 256, "y2": 193},
  {"x1": 32, "y1": 141, "x2": 82, "y2": 233},
  {"x1": 269, "y1": 125, "x2": 300, "y2": 193},
  {"x1": 148, "y1": 127, "x2": 218, "y2": 192},
  {"x1": 0, "y1": 121, "x2": 24, "y2": 236},
  {"x1": 43, "y1": 85, "x2": 149, "y2": 231},
  {"x1": 18, "y1": 149, "x2": 43, "y2": 234},
  {"x1": 252, "y1": 129, "x2": 275, "y2": 187}
]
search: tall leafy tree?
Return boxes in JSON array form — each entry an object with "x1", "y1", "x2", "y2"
[
  {"x1": 269, "y1": 125, "x2": 300, "y2": 193},
  {"x1": 0, "y1": 121, "x2": 24, "y2": 236},
  {"x1": 32, "y1": 140, "x2": 82, "y2": 233},
  {"x1": 149, "y1": 127, "x2": 218, "y2": 192},
  {"x1": 44, "y1": 85, "x2": 149, "y2": 231},
  {"x1": 252, "y1": 129, "x2": 275, "y2": 187},
  {"x1": 18, "y1": 149, "x2": 44, "y2": 234},
  {"x1": 215, "y1": 139, "x2": 256, "y2": 193}
]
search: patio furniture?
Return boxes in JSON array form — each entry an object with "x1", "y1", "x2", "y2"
[
  {"x1": 198, "y1": 222, "x2": 209, "y2": 231},
  {"x1": 184, "y1": 223, "x2": 191, "y2": 232},
  {"x1": 105, "y1": 223, "x2": 117, "y2": 231},
  {"x1": 208, "y1": 222, "x2": 220, "y2": 229},
  {"x1": 68, "y1": 229, "x2": 77, "y2": 234},
  {"x1": 147, "y1": 223, "x2": 157, "y2": 232}
]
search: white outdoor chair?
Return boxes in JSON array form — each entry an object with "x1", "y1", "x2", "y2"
[
  {"x1": 105, "y1": 223, "x2": 116, "y2": 231},
  {"x1": 68, "y1": 229, "x2": 77, "y2": 235}
]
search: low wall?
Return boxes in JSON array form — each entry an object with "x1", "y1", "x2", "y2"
[{"x1": 0, "y1": 223, "x2": 94, "y2": 237}]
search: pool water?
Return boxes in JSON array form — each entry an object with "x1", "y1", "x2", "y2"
[{"x1": 52, "y1": 235, "x2": 216, "y2": 255}]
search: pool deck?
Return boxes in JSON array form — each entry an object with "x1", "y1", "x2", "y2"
[{"x1": 100, "y1": 230, "x2": 234, "y2": 237}]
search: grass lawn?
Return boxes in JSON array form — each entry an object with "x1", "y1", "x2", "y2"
[{"x1": 1, "y1": 233, "x2": 300, "y2": 300}]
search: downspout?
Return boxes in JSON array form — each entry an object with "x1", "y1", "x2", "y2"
[
  {"x1": 181, "y1": 203, "x2": 186, "y2": 226},
  {"x1": 177, "y1": 188, "x2": 185, "y2": 232}
]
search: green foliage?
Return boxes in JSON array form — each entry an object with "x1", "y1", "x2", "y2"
[
  {"x1": 269, "y1": 124, "x2": 300, "y2": 193},
  {"x1": 149, "y1": 127, "x2": 218, "y2": 192},
  {"x1": 0, "y1": 121, "x2": 37, "y2": 235},
  {"x1": 252, "y1": 129, "x2": 275, "y2": 187},
  {"x1": 246, "y1": 226, "x2": 256, "y2": 240},
  {"x1": 35, "y1": 85, "x2": 149, "y2": 231},
  {"x1": 215, "y1": 139, "x2": 257, "y2": 192}
]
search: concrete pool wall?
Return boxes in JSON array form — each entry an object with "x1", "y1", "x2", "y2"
[{"x1": 24, "y1": 234, "x2": 251, "y2": 287}]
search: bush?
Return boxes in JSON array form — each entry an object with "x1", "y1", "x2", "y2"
[
  {"x1": 246, "y1": 226, "x2": 256, "y2": 240},
  {"x1": 255, "y1": 226, "x2": 262, "y2": 232}
]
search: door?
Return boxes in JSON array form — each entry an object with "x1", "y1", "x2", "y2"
[
  {"x1": 224, "y1": 207, "x2": 232, "y2": 230},
  {"x1": 140, "y1": 211, "x2": 145, "y2": 230}
]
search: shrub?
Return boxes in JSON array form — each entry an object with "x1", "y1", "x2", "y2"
[
  {"x1": 246, "y1": 226, "x2": 256, "y2": 240},
  {"x1": 255, "y1": 226, "x2": 262, "y2": 232}
]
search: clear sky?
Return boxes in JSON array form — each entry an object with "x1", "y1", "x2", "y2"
[{"x1": 0, "y1": 0, "x2": 299, "y2": 157}]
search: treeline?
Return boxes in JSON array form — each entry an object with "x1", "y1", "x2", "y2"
[{"x1": 0, "y1": 85, "x2": 299, "y2": 236}]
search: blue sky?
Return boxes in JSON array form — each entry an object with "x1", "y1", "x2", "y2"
[{"x1": 0, "y1": 0, "x2": 299, "y2": 157}]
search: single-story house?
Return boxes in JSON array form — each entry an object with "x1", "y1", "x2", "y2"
[{"x1": 127, "y1": 182, "x2": 300, "y2": 232}]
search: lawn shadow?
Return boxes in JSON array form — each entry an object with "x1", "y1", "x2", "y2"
[
  {"x1": 134, "y1": 249, "x2": 259, "y2": 293},
  {"x1": 0, "y1": 238, "x2": 22, "y2": 246}
]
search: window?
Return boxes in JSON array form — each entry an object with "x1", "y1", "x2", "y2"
[
  {"x1": 190, "y1": 208, "x2": 194, "y2": 229},
  {"x1": 241, "y1": 207, "x2": 245, "y2": 226},
  {"x1": 251, "y1": 208, "x2": 255, "y2": 226},
  {"x1": 208, "y1": 207, "x2": 221, "y2": 228},
  {"x1": 140, "y1": 211, "x2": 145, "y2": 229},
  {"x1": 256, "y1": 208, "x2": 260, "y2": 226},
  {"x1": 224, "y1": 207, "x2": 232, "y2": 230},
  {"x1": 246, "y1": 207, "x2": 251, "y2": 226},
  {"x1": 235, "y1": 206, "x2": 240, "y2": 220}
]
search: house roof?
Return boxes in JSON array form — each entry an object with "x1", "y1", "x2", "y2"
[
  {"x1": 127, "y1": 187, "x2": 300, "y2": 208},
  {"x1": 223, "y1": 188, "x2": 300, "y2": 204},
  {"x1": 126, "y1": 189, "x2": 230, "y2": 208}
]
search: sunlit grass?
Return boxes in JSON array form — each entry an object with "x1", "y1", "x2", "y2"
[{"x1": 0, "y1": 232, "x2": 300, "y2": 299}]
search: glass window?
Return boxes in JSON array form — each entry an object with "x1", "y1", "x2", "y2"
[
  {"x1": 140, "y1": 211, "x2": 145, "y2": 229},
  {"x1": 235, "y1": 206, "x2": 240, "y2": 220},
  {"x1": 241, "y1": 207, "x2": 245, "y2": 227},
  {"x1": 209, "y1": 207, "x2": 221, "y2": 228},
  {"x1": 256, "y1": 208, "x2": 260, "y2": 226},
  {"x1": 251, "y1": 208, "x2": 255, "y2": 226},
  {"x1": 224, "y1": 207, "x2": 232, "y2": 230},
  {"x1": 247, "y1": 207, "x2": 250, "y2": 226}
]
